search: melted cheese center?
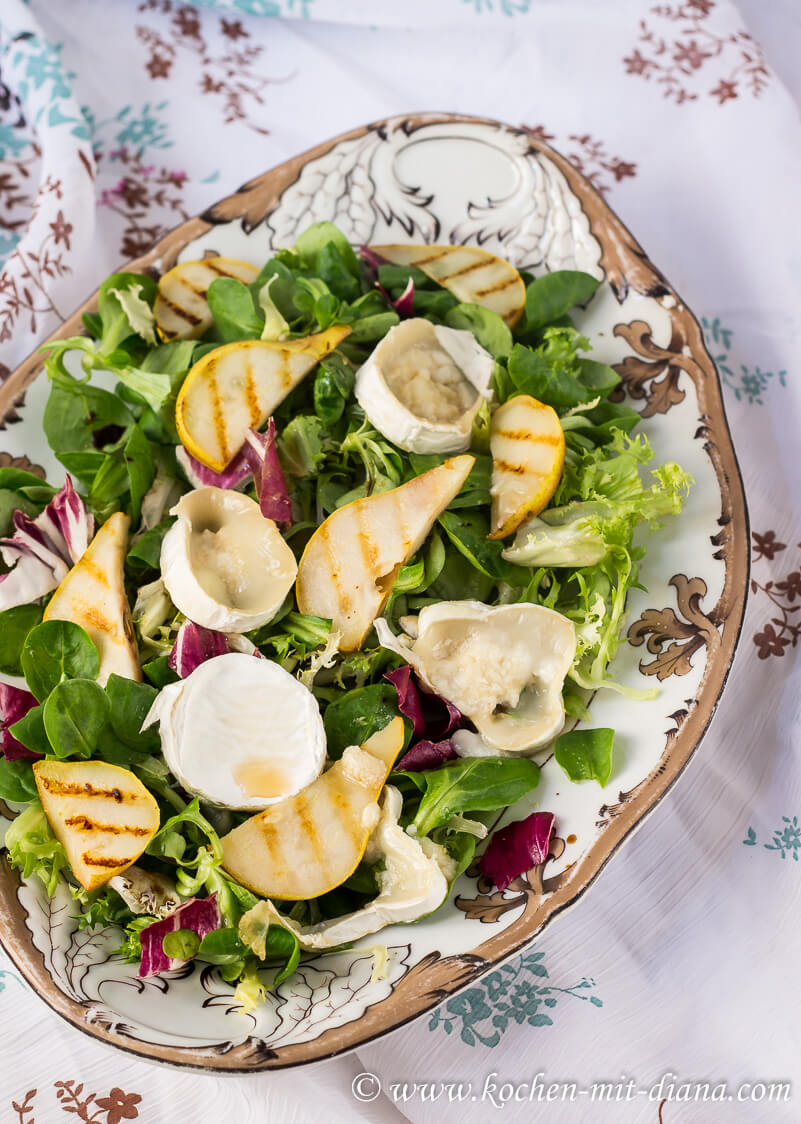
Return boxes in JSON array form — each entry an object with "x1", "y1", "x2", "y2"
[{"x1": 384, "y1": 341, "x2": 478, "y2": 424}]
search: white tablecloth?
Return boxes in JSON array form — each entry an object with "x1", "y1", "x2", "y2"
[{"x1": 1, "y1": 1, "x2": 800, "y2": 1120}]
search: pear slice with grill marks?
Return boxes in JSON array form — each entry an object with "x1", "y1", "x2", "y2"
[
  {"x1": 175, "y1": 325, "x2": 351, "y2": 472},
  {"x1": 43, "y1": 511, "x2": 141, "y2": 685},
  {"x1": 34, "y1": 760, "x2": 160, "y2": 892},
  {"x1": 296, "y1": 454, "x2": 475, "y2": 651},
  {"x1": 220, "y1": 716, "x2": 405, "y2": 900},
  {"x1": 488, "y1": 394, "x2": 565, "y2": 539},
  {"x1": 370, "y1": 243, "x2": 525, "y2": 327},
  {"x1": 154, "y1": 257, "x2": 259, "y2": 341}
]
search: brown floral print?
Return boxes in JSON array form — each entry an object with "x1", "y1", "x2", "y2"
[
  {"x1": 750, "y1": 531, "x2": 801, "y2": 661},
  {"x1": 522, "y1": 125, "x2": 637, "y2": 196},
  {"x1": 11, "y1": 1080, "x2": 143, "y2": 1124},
  {"x1": 623, "y1": 2, "x2": 771, "y2": 105}
]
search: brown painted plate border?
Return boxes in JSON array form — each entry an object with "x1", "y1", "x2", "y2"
[{"x1": 0, "y1": 113, "x2": 749, "y2": 1071}]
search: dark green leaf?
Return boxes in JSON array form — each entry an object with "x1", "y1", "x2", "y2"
[
  {"x1": 8, "y1": 704, "x2": 51, "y2": 757},
  {"x1": 124, "y1": 424, "x2": 155, "y2": 526},
  {"x1": 21, "y1": 620, "x2": 100, "y2": 701},
  {"x1": 523, "y1": 271, "x2": 600, "y2": 333},
  {"x1": 44, "y1": 380, "x2": 133, "y2": 455},
  {"x1": 0, "y1": 468, "x2": 55, "y2": 497},
  {"x1": 553, "y1": 727, "x2": 614, "y2": 786},
  {"x1": 295, "y1": 221, "x2": 360, "y2": 278},
  {"x1": 0, "y1": 758, "x2": 37, "y2": 803},
  {"x1": 43, "y1": 678, "x2": 110, "y2": 759},
  {"x1": 56, "y1": 451, "x2": 110, "y2": 490},
  {"x1": 105, "y1": 674, "x2": 160, "y2": 753},
  {"x1": 347, "y1": 311, "x2": 398, "y2": 343},
  {"x1": 405, "y1": 757, "x2": 540, "y2": 836},
  {"x1": 197, "y1": 928, "x2": 247, "y2": 969},
  {"x1": 323, "y1": 683, "x2": 403, "y2": 760},
  {"x1": 577, "y1": 358, "x2": 621, "y2": 396},
  {"x1": 0, "y1": 489, "x2": 39, "y2": 536},
  {"x1": 507, "y1": 339, "x2": 590, "y2": 410},
  {"x1": 316, "y1": 242, "x2": 361, "y2": 302},
  {"x1": 429, "y1": 543, "x2": 494, "y2": 603},
  {"x1": 438, "y1": 510, "x2": 529, "y2": 585},
  {"x1": 444, "y1": 303, "x2": 513, "y2": 358},
  {"x1": 163, "y1": 928, "x2": 201, "y2": 960},
  {"x1": 0, "y1": 604, "x2": 43, "y2": 675},
  {"x1": 142, "y1": 655, "x2": 180, "y2": 689},
  {"x1": 88, "y1": 455, "x2": 129, "y2": 509},
  {"x1": 126, "y1": 518, "x2": 175, "y2": 571},
  {"x1": 313, "y1": 354, "x2": 355, "y2": 426},
  {"x1": 207, "y1": 277, "x2": 263, "y2": 342}
]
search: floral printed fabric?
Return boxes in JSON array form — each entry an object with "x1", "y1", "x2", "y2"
[{"x1": 1, "y1": 1, "x2": 801, "y2": 1121}]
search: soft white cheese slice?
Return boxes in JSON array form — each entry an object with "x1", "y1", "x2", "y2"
[
  {"x1": 160, "y1": 486, "x2": 296, "y2": 633},
  {"x1": 142, "y1": 652, "x2": 326, "y2": 810},
  {"x1": 355, "y1": 318, "x2": 493, "y2": 454},
  {"x1": 375, "y1": 600, "x2": 577, "y2": 755}
]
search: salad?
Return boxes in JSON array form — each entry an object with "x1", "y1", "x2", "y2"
[{"x1": 0, "y1": 223, "x2": 690, "y2": 1010}]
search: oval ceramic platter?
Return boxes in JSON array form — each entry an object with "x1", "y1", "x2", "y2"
[{"x1": 0, "y1": 114, "x2": 747, "y2": 1071}]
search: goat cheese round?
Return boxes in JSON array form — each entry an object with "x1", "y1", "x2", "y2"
[
  {"x1": 142, "y1": 652, "x2": 326, "y2": 810},
  {"x1": 375, "y1": 601, "x2": 577, "y2": 754},
  {"x1": 160, "y1": 486, "x2": 296, "y2": 633},
  {"x1": 354, "y1": 318, "x2": 494, "y2": 454}
]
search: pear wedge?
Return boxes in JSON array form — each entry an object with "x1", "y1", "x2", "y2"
[
  {"x1": 34, "y1": 760, "x2": 160, "y2": 891},
  {"x1": 296, "y1": 454, "x2": 475, "y2": 650},
  {"x1": 371, "y1": 243, "x2": 525, "y2": 327},
  {"x1": 44, "y1": 512, "x2": 141, "y2": 685},
  {"x1": 220, "y1": 716, "x2": 404, "y2": 900},
  {"x1": 175, "y1": 325, "x2": 352, "y2": 472},
  {"x1": 154, "y1": 257, "x2": 259, "y2": 341},
  {"x1": 488, "y1": 395, "x2": 565, "y2": 539}
]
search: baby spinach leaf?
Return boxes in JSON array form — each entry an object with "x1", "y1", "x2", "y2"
[
  {"x1": 113, "y1": 367, "x2": 173, "y2": 413},
  {"x1": 507, "y1": 337, "x2": 590, "y2": 410},
  {"x1": 316, "y1": 242, "x2": 361, "y2": 302},
  {"x1": 88, "y1": 455, "x2": 130, "y2": 514},
  {"x1": 0, "y1": 468, "x2": 56, "y2": 498},
  {"x1": 553, "y1": 727, "x2": 614, "y2": 786},
  {"x1": 105, "y1": 674, "x2": 160, "y2": 754},
  {"x1": 278, "y1": 415, "x2": 328, "y2": 478},
  {"x1": 124, "y1": 423, "x2": 155, "y2": 526},
  {"x1": 21, "y1": 620, "x2": 100, "y2": 701},
  {"x1": 577, "y1": 358, "x2": 621, "y2": 397},
  {"x1": 57, "y1": 451, "x2": 110, "y2": 491},
  {"x1": 43, "y1": 678, "x2": 110, "y2": 759},
  {"x1": 445, "y1": 302, "x2": 513, "y2": 358},
  {"x1": 248, "y1": 259, "x2": 298, "y2": 321},
  {"x1": 0, "y1": 757, "x2": 37, "y2": 803},
  {"x1": 522, "y1": 270, "x2": 600, "y2": 334},
  {"x1": 207, "y1": 277, "x2": 263, "y2": 342},
  {"x1": 0, "y1": 604, "x2": 43, "y2": 675},
  {"x1": 142, "y1": 655, "x2": 180, "y2": 689},
  {"x1": 8, "y1": 704, "x2": 51, "y2": 757},
  {"x1": 43, "y1": 378, "x2": 133, "y2": 455},
  {"x1": 126, "y1": 518, "x2": 175, "y2": 571},
  {"x1": 404, "y1": 757, "x2": 540, "y2": 837},
  {"x1": 295, "y1": 221, "x2": 360, "y2": 279},
  {"x1": 0, "y1": 489, "x2": 39, "y2": 537},
  {"x1": 347, "y1": 311, "x2": 399, "y2": 343},
  {"x1": 323, "y1": 683, "x2": 403, "y2": 760},
  {"x1": 429, "y1": 543, "x2": 494, "y2": 603},
  {"x1": 438, "y1": 510, "x2": 528, "y2": 585},
  {"x1": 313, "y1": 354, "x2": 355, "y2": 426}
]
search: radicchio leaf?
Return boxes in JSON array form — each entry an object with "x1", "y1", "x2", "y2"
[
  {"x1": 0, "y1": 682, "x2": 40, "y2": 761},
  {"x1": 168, "y1": 621, "x2": 263, "y2": 677},
  {"x1": 391, "y1": 277, "x2": 415, "y2": 317},
  {"x1": 139, "y1": 893, "x2": 220, "y2": 977},
  {"x1": 175, "y1": 444, "x2": 251, "y2": 491},
  {"x1": 359, "y1": 244, "x2": 386, "y2": 275},
  {"x1": 242, "y1": 422, "x2": 292, "y2": 526},
  {"x1": 395, "y1": 738, "x2": 458, "y2": 773},
  {"x1": 168, "y1": 621, "x2": 229, "y2": 678},
  {"x1": 480, "y1": 810, "x2": 555, "y2": 892},
  {"x1": 0, "y1": 476, "x2": 93, "y2": 611},
  {"x1": 384, "y1": 665, "x2": 461, "y2": 743}
]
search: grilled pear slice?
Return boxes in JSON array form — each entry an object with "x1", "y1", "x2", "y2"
[
  {"x1": 154, "y1": 257, "x2": 258, "y2": 341},
  {"x1": 371, "y1": 243, "x2": 525, "y2": 327},
  {"x1": 296, "y1": 455, "x2": 474, "y2": 650},
  {"x1": 220, "y1": 716, "x2": 404, "y2": 900},
  {"x1": 34, "y1": 760, "x2": 160, "y2": 891},
  {"x1": 488, "y1": 395, "x2": 565, "y2": 539},
  {"x1": 44, "y1": 512, "x2": 141, "y2": 684},
  {"x1": 175, "y1": 325, "x2": 352, "y2": 472}
]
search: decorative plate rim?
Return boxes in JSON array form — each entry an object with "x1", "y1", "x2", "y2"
[{"x1": 0, "y1": 112, "x2": 749, "y2": 1072}]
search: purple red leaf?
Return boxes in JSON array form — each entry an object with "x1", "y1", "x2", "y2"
[
  {"x1": 139, "y1": 893, "x2": 220, "y2": 977},
  {"x1": 0, "y1": 683, "x2": 40, "y2": 761},
  {"x1": 479, "y1": 810, "x2": 555, "y2": 892}
]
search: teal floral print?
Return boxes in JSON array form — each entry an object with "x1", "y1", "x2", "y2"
[
  {"x1": 744, "y1": 818, "x2": 801, "y2": 860},
  {"x1": 0, "y1": 967, "x2": 23, "y2": 994},
  {"x1": 172, "y1": 0, "x2": 314, "y2": 18},
  {"x1": 464, "y1": 0, "x2": 533, "y2": 13},
  {"x1": 703, "y1": 317, "x2": 787, "y2": 404},
  {"x1": 428, "y1": 951, "x2": 602, "y2": 1047}
]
